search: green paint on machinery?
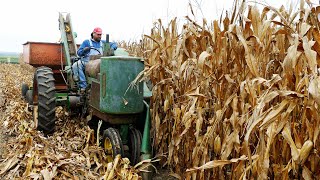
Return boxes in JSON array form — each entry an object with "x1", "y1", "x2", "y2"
[
  {"x1": 21, "y1": 12, "x2": 153, "y2": 179},
  {"x1": 99, "y1": 56, "x2": 144, "y2": 114}
]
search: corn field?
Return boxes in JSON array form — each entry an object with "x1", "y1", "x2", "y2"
[
  {"x1": 1, "y1": 0, "x2": 320, "y2": 179},
  {"x1": 124, "y1": 0, "x2": 320, "y2": 179}
]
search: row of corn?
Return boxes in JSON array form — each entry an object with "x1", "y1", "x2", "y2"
[{"x1": 124, "y1": 0, "x2": 320, "y2": 179}]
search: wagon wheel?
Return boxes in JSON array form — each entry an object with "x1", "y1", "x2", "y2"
[
  {"x1": 102, "y1": 128, "x2": 124, "y2": 162},
  {"x1": 128, "y1": 127, "x2": 142, "y2": 165},
  {"x1": 32, "y1": 67, "x2": 56, "y2": 135}
]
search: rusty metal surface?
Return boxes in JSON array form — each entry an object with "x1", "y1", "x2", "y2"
[
  {"x1": 23, "y1": 41, "x2": 80, "y2": 90},
  {"x1": 23, "y1": 42, "x2": 66, "y2": 66},
  {"x1": 85, "y1": 59, "x2": 101, "y2": 78},
  {"x1": 23, "y1": 41, "x2": 80, "y2": 67},
  {"x1": 89, "y1": 107, "x2": 138, "y2": 124},
  {"x1": 52, "y1": 69, "x2": 67, "y2": 90},
  {"x1": 89, "y1": 55, "x2": 102, "y2": 60}
]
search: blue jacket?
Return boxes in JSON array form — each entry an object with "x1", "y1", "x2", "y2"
[{"x1": 77, "y1": 39, "x2": 118, "y2": 57}]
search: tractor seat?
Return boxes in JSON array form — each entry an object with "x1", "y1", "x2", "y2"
[{"x1": 85, "y1": 58, "x2": 101, "y2": 79}]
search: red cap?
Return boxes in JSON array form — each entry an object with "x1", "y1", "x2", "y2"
[{"x1": 93, "y1": 27, "x2": 102, "y2": 34}]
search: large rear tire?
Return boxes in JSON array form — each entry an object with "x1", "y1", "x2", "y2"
[
  {"x1": 102, "y1": 128, "x2": 124, "y2": 162},
  {"x1": 32, "y1": 67, "x2": 56, "y2": 135}
]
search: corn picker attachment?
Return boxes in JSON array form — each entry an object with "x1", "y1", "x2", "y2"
[{"x1": 21, "y1": 12, "x2": 153, "y2": 177}]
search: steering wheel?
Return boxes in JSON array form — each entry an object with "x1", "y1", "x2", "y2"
[
  {"x1": 71, "y1": 47, "x2": 102, "y2": 63},
  {"x1": 89, "y1": 47, "x2": 101, "y2": 54}
]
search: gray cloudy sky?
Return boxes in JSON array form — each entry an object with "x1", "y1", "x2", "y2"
[{"x1": 0, "y1": 0, "x2": 309, "y2": 52}]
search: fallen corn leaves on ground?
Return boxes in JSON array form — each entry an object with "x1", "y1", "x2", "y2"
[
  {"x1": 124, "y1": 1, "x2": 320, "y2": 179},
  {"x1": 0, "y1": 64, "x2": 141, "y2": 179}
]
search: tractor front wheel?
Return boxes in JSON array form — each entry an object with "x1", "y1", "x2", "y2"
[
  {"x1": 21, "y1": 83, "x2": 29, "y2": 98},
  {"x1": 102, "y1": 128, "x2": 124, "y2": 162},
  {"x1": 26, "y1": 90, "x2": 33, "y2": 104},
  {"x1": 128, "y1": 127, "x2": 142, "y2": 165},
  {"x1": 32, "y1": 67, "x2": 56, "y2": 135}
]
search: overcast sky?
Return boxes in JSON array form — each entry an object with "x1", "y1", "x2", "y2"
[{"x1": 0, "y1": 0, "x2": 312, "y2": 52}]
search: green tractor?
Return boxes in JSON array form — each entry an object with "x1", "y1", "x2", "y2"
[{"x1": 21, "y1": 12, "x2": 152, "y2": 170}]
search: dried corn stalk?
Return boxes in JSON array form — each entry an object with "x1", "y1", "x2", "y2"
[{"x1": 133, "y1": 0, "x2": 320, "y2": 179}]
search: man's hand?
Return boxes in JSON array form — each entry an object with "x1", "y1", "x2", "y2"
[
  {"x1": 110, "y1": 43, "x2": 117, "y2": 50},
  {"x1": 83, "y1": 47, "x2": 90, "y2": 52}
]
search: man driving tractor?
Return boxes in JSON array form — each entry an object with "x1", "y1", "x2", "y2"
[{"x1": 72, "y1": 27, "x2": 118, "y2": 91}]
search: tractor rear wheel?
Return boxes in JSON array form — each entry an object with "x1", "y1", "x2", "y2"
[
  {"x1": 128, "y1": 127, "x2": 142, "y2": 165},
  {"x1": 102, "y1": 128, "x2": 124, "y2": 162},
  {"x1": 32, "y1": 67, "x2": 56, "y2": 135}
]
